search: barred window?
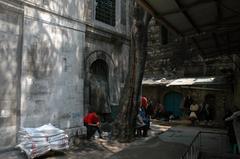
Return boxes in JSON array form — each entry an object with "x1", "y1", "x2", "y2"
[{"x1": 95, "y1": 0, "x2": 116, "y2": 26}]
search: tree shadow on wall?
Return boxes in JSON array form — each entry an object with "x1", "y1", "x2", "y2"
[
  {"x1": 0, "y1": 6, "x2": 23, "y2": 147},
  {"x1": 22, "y1": 0, "x2": 85, "y2": 127}
]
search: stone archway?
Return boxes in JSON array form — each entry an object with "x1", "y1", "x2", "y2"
[
  {"x1": 85, "y1": 51, "x2": 116, "y2": 121},
  {"x1": 163, "y1": 91, "x2": 183, "y2": 118},
  {"x1": 89, "y1": 59, "x2": 110, "y2": 114}
]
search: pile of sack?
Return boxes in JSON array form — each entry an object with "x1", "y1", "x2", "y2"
[{"x1": 16, "y1": 124, "x2": 69, "y2": 159}]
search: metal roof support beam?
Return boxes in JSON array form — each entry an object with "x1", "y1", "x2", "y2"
[
  {"x1": 183, "y1": 16, "x2": 240, "y2": 34},
  {"x1": 196, "y1": 42, "x2": 240, "y2": 50},
  {"x1": 136, "y1": 0, "x2": 183, "y2": 36},
  {"x1": 162, "y1": 0, "x2": 217, "y2": 16},
  {"x1": 174, "y1": 0, "x2": 201, "y2": 33},
  {"x1": 196, "y1": 41, "x2": 240, "y2": 50}
]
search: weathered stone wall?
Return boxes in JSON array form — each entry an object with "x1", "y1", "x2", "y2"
[
  {"x1": 25, "y1": 0, "x2": 85, "y2": 21},
  {"x1": 84, "y1": 28, "x2": 130, "y2": 116},
  {"x1": 145, "y1": 18, "x2": 188, "y2": 79},
  {"x1": 0, "y1": 0, "x2": 130, "y2": 149},
  {"x1": 83, "y1": 0, "x2": 130, "y2": 117},
  {"x1": 0, "y1": 0, "x2": 23, "y2": 149},
  {"x1": 145, "y1": 18, "x2": 225, "y2": 79},
  {"x1": 20, "y1": 5, "x2": 86, "y2": 129}
]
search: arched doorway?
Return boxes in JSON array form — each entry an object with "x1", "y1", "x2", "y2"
[
  {"x1": 89, "y1": 59, "x2": 111, "y2": 120},
  {"x1": 163, "y1": 92, "x2": 183, "y2": 118}
]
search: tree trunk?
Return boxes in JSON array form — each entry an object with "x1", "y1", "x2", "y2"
[{"x1": 112, "y1": 0, "x2": 152, "y2": 142}]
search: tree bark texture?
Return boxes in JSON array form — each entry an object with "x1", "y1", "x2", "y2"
[{"x1": 112, "y1": 0, "x2": 152, "y2": 142}]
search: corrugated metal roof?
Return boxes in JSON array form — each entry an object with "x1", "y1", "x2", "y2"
[
  {"x1": 138, "y1": 0, "x2": 240, "y2": 59},
  {"x1": 142, "y1": 78, "x2": 173, "y2": 85},
  {"x1": 143, "y1": 76, "x2": 229, "y2": 86}
]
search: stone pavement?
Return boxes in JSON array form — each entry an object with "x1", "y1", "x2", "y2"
[
  {"x1": 0, "y1": 122, "x2": 163, "y2": 159},
  {"x1": 108, "y1": 124, "x2": 234, "y2": 159},
  {"x1": 0, "y1": 121, "x2": 234, "y2": 159},
  {"x1": 0, "y1": 140, "x2": 113, "y2": 159}
]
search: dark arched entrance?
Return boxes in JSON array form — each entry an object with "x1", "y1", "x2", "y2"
[
  {"x1": 163, "y1": 92, "x2": 183, "y2": 118},
  {"x1": 89, "y1": 59, "x2": 111, "y2": 120}
]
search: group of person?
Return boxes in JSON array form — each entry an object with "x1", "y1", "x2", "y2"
[
  {"x1": 184, "y1": 95, "x2": 215, "y2": 124},
  {"x1": 83, "y1": 95, "x2": 215, "y2": 139},
  {"x1": 83, "y1": 96, "x2": 152, "y2": 140}
]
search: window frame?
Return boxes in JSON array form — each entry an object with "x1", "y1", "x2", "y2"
[{"x1": 94, "y1": 0, "x2": 116, "y2": 27}]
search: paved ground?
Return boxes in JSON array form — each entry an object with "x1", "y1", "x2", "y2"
[
  {"x1": 0, "y1": 120, "x2": 236, "y2": 159},
  {"x1": 108, "y1": 123, "x2": 233, "y2": 159},
  {"x1": 0, "y1": 122, "x2": 163, "y2": 159},
  {"x1": 108, "y1": 137, "x2": 187, "y2": 159}
]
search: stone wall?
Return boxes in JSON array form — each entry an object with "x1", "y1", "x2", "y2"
[
  {"x1": 145, "y1": 18, "x2": 232, "y2": 79},
  {"x1": 25, "y1": 0, "x2": 85, "y2": 21},
  {"x1": 0, "y1": 0, "x2": 86, "y2": 149},
  {"x1": 145, "y1": 18, "x2": 189, "y2": 79},
  {"x1": 83, "y1": 0, "x2": 130, "y2": 117},
  {"x1": 0, "y1": 0, "x2": 23, "y2": 149},
  {"x1": 84, "y1": 27, "x2": 130, "y2": 116},
  {"x1": 20, "y1": 5, "x2": 86, "y2": 129},
  {"x1": 0, "y1": 0, "x2": 130, "y2": 149}
]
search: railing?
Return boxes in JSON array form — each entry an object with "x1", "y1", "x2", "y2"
[
  {"x1": 180, "y1": 131, "x2": 228, "y2": 159},
  {"x1": 200, "y1": 131, "x2": 228, "y2": 155},
  {"x1": 180, "y1": 132, "x2": 201, "y2": 159}
]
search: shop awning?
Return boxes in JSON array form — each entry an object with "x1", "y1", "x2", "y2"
[
  {"x1": 167, "y1": 77, "x2": 220, "y2": 86},
  {"x1": 143, "y1": 76, "x2": 229, "y2": 86},
  {"x1": 142, "y1": 78, "x2": 173, "y2": 85}
]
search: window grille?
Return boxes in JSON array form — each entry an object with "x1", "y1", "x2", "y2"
[{"x1": 95, "y1": 0, "x2": 116, "y2": 26}]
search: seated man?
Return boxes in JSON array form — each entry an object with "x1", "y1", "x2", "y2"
[
  {"x1": 84, "y1": 111, "x2": 102, "y2": 139},
  {"x1": 136, "y1": 100, "x2": 149, "y2": 137},
  {"x1": 136, "y1": 108, "x2": 148, "y2": 137}
]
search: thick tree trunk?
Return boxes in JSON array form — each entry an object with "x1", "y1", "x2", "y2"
[{"x1": 112, "y1": 1, "x2": 152, "y2": 142}]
